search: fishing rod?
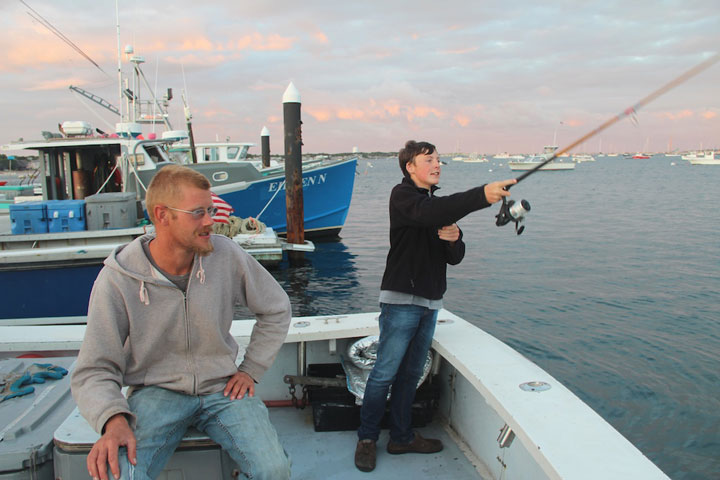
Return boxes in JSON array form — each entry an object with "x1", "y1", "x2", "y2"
[{"x1": 495, "y1": 52, "x2": 720, "y2": 235}]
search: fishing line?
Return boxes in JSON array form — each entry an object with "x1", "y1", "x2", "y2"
[
  {"x1": 510, "y1": 53, "x2": 720, "y2": 187},
  {"x1": 495, "y1": 53, "x2": 720, "y2": 235}
]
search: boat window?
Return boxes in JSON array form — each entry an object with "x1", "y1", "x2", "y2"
[
  {"x1": 128, "y1": 153, "x2": 145, "y2": 166},
  {"x1": 143, "y1": 144, "x2": 170, "y2": 164},
  {"x1": 202, "y1": 147, "x2": 219, "y2": 162},
  {"x1": 227, "y1": 146, "x2": 239, "y2": 160}
]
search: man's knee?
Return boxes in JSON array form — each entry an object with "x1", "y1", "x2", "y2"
[{"x1": 250, "y1": 452, "x2": 291, "y2": 480}]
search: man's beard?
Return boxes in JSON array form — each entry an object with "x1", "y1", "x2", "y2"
[
  {"x1": 194, "y1": 243, "x2": 214, "y2": 256},
  {"x1": 193, "y1": 231, "x2": 214, "y2": 256}
]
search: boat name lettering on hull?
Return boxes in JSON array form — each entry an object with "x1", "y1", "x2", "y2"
[{"x1": 268, "y1": 173, "x2": 327, "y2": 192}]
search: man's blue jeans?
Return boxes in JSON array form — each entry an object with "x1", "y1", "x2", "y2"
[
  {"x1": 358, "y1": 303, "x2": 438, "y2": 444},
  {"x1": 116, "y1": 386, "x2": 290, "y2": 480}
]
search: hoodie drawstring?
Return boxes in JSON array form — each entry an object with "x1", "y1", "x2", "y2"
[
  {"x1": 196, "y1": 257, "x2": 206, "y2": 284},
  {"x1": 139, "y1": 280, "x2": 150, "y2": 305}
]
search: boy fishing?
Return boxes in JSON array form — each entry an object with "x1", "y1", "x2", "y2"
[{"x1": 355, "y1": 140, "x2": 516, "y2": 472}]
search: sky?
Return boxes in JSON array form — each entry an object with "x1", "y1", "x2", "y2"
[{"x1": 1, "y1": 1, "x2": 719, "y2": 155}]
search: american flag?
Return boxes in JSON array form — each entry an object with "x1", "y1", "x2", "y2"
[{"x1": 211, "y1": 192, "x2": 234, "y2": 224}]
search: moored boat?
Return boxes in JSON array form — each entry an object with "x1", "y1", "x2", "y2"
[
  {"x1": 508, "y1": 146, "x2": 575, "y2": 171},
  {"x1": 572, "y1": 153, "x2": 595, "y2": 162},
  {"x1": 685, "y1": 151, "x2": 719, "y2": 165}
]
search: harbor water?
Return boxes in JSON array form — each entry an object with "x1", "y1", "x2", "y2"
[{"x1": 264, "y1": 154, "x2": 719, "y2": 480}]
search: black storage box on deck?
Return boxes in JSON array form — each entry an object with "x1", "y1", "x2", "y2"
[
  {"x1": 307, "y1": 363, "x2": 360, "y2": 432},
  {"x1": 307, "y1": 363, "x2": 440, "y2": 432}
]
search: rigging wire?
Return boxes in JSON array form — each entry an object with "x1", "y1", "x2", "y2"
[{"x1": 20, "y1": 0, "x2": 110, "y2": 78}]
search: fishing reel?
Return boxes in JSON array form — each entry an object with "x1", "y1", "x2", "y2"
[{"x1": 495, "y1": 197, "x2": 531, "y2": 235}]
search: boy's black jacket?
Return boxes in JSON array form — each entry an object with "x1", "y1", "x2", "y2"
[{"x1": 380, "y1": 177, "x2": 490, "y2": 300}]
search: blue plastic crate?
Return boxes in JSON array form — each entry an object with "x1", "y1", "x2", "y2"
[
  {"x1": 9, "y1": 201, "x2": 48, "y2": 235},
  {"x1": 46, "y1": 199, "x2": 86, "y2": 232}
]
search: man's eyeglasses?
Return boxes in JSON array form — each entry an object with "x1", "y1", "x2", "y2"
[{"x1": 164, "y1": 205, "x2": 218, "y2": 219}]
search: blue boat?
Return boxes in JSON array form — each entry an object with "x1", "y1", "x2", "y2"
[
  {"x1": 0, "y1": 132, "x2": 354, "y2": 319},
  {"x1": 199, "y1": 156, "x2": 358, "y2": 238}
]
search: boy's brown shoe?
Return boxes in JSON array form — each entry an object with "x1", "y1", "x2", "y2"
[
  {"x1": 387, "y1": 432, "x2": 443, "y2": 454},
  {"x1": 355, "y1": 439, "x2": 377, "y2": 472}
]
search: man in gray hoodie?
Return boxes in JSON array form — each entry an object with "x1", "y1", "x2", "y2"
[{"x1": 71, "y1": 165, "x2": 292, "y2": 480}]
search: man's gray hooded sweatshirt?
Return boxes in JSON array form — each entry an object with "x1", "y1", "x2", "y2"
[{"x1": 71, "y1": 233, "x2": 292, "y2": 434}]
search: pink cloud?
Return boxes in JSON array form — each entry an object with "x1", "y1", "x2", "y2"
[
  {"x1": 455, "y1": 114, "x2": 471, "y2": 127},
  {"x1": 409, "y1": 106, "x2": 445, "y2": 120},
  {"x1": 26, "y1": 77, "x2": 88, "y2": 91},
  {"x1": 181, "y1": 36, "x2": 214, "y2": 52},
  {"x1": 235, "y1": 33, "x2": 295, "y2": 51},
  {"x1": 313, "y1": 32, "x2": 329, "y2": 44},
  {"x1": 201, "y1": 107, "x2": 234, "y2": 119},
  {"x1": 384, "y1": 103, "x2": 401, "y2": 116},
  {"x1": 337, "y1": 108, "x2": 365, "y2": 120},
  {"x1": 659, "y1": 109, "x2": 695, "y2": 120},
  {"x1": 702, "y1": 111, "x2": 717, "y2": 119},
  {"x1": 306, "y1": 108, "x2": 332, "y2": 122}
]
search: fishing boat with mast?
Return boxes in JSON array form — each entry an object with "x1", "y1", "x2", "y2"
[{"x1": 0, "y1": 36, "x2": 358, "y2": 319}]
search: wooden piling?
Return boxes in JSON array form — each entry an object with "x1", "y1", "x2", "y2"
[
  {"x1": 261, "y1": 126, "x2": 271, "y2": 168},
  {"x1": 283, "y1": 82, "x2": 304, "y2": 256}
]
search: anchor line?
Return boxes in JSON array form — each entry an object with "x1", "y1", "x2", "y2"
[{"x1": 509, "y1": 52, "x2": 720, "y2": 188}]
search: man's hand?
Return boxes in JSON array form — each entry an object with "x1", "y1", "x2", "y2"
[
  {"x1": 224, "y1": 371, "x2": 255, "y2": 400},
  {"x1": 87, "y1": 414, "x2": 136, "y2": 480},
  {"x1": 438, "y1": 224, "x2": 460, "y2": 243},
  {"x1": 484, "y1": 179, "x2": 517, "y2": 204}
]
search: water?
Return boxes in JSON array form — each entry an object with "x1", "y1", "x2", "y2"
[{"x1": 265, "y1": 155, "x2": 719, "y2": 480}]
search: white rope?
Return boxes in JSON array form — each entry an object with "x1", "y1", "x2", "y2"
[{"x1": 255, "y1": 183, "x2": 283, "y2": 221}]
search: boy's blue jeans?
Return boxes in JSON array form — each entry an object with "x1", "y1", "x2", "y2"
[
  {"x1": 358, "y1": 303, "x2": 438, "y2": 444},
  {"x1": 116, "y1": 386, "x2": 290, "y2": 480}
]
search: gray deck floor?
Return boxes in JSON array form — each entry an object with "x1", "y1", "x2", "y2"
[{"x1": 268, "y1": 406, "x2": 484, "y2": 480}]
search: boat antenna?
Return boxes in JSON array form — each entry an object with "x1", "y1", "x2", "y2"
[
  {"x1": 181, "y1": 64, "x2": 198, "y2": 164},
  {"x1": 115, "y1": 0, "x2": 123, "y2": 120},
  {"x1": 20, "y1": 0, "x2": 110, "y2": 78},
  {"x1": 509, "y1": 52, "x2": 720, "y2": 189}
]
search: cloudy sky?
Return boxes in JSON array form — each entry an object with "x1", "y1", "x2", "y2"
[{"x1": 1, "y1": 1, "x2": 718, "y2": 155}]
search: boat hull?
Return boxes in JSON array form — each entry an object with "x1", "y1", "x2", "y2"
[
  {"x1": 689, "y1": 157, "x2": 720, "y2": 165},
  {"x1": 0, "y1": 227, "x2": 287, "y2": 319},
  {"x1": 0, "y1": 263, "x2": 102, "y2": 320},
  {"x1": 210, "y1": 157, "x2": 357, "y2": 239}
]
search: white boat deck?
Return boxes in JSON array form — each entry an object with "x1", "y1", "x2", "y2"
[
  {"x1": 53, "y1": 404, "x2": 484, "y2": 479},
  {"x1": 3, "y1": 311, "x2": 669, "y2": 479},
  {"x1": 273, "y1": 407, "x2": 483, "y2": 479}
]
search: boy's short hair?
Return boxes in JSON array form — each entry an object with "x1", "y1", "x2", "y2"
[
  {"x1": 145, "y1": 164, "x2": 211, "y2": 223},
  {"x1": 399, "y1": 140, "x2": 437, "y2": 178}
]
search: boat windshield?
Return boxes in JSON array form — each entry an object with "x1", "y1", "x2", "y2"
[{"x1": 143, "y1": 143, "x2": 170, "y2": 164}]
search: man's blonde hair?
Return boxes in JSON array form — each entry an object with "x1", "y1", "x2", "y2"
[{"x1": 145, "y1": 165, "x2": 211, "y2": 223}]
